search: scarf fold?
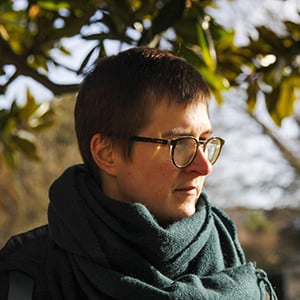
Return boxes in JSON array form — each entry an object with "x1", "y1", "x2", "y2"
[{"x1": 46, "y1": 164, "x2": 277, "y2": 299}]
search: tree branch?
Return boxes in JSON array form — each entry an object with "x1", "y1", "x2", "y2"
[
  {"x1": 250, "y1": 114, "x2": 300, "y2": 175},
  {"x1": 0, "y1": 38, "x2": 79, "y2": 96},
  {"x1": 21, "y1": 68, "x2": 80, "y2": 95}
]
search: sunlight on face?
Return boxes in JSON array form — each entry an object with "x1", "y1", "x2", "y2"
[{"x1": 104, "y1": 97, "x2": 212, "y2": 224}]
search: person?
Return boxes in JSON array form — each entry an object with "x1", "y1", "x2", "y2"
[{"x1": 0, "y1": 47, "x2": 277, "y2": 299}]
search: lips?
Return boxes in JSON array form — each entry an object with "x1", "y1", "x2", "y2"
[{"x1": 175, "y1": 186, "x2": 198, "y2": 194}]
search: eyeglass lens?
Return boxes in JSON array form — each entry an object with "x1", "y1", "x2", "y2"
[{"x1": 172, "y1": 137, "x2": 222, "y2": 168}]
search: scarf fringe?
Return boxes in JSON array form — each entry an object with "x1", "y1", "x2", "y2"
[{"x1": 256, "y1": 269, "x2": 278, "y2": 300}]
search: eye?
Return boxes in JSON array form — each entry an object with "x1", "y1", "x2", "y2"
[
  {"x1": 199, "y1": 128, "x2": 213, "y2": 141},
  {"x1": 174, "y1": 138, "x2": 188, "y2": 151},
  {"x1": 199, "y1": 134, "x2": 211, "y2": 141}
]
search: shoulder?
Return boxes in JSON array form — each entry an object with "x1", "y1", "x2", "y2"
[
  {"x1": 0, "y1": 225, "x2": 49, "y2": 277},
  {"x1": 0, "y1": 225, "x2": 48, "y2": 258},
  {"x1": 0, "y1": 225, "x2": 49, "y2": 300}
]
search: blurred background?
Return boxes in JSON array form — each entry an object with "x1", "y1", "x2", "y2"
[{"x1": 0, "y1": 0, "x2": 300, "y2": 299}]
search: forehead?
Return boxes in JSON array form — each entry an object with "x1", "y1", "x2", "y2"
[{"x1": 140, "y1": 97, "x2": 211, "y2": 137}]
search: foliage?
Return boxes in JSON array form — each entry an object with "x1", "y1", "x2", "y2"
[
  {"x1": 245, "y1": 210, "x2": 271, "y2": 233},
  {"x1": 243, "y1": 24, "x2": 300, "y2": 126},
  {"x1": 0, "y1": 89, "x2": 54, "y2": 168},
  {"x1": 0, "y1": 0, "x2": 299, "y2": 168}
]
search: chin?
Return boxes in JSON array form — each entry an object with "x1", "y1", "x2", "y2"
[{"x1": 174, "y1": 203, "x2": 197, "y2": 221}]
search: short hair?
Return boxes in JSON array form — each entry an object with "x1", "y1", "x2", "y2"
[{"x1": 74, "y1": 47, "x2": 210, "y2": 173}]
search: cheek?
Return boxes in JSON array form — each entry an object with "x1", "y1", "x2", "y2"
[
  {"x1": 138, "y1": 150, "x2": 172, "y2": 176},
  {"x1": 150, "y1": 162, "x2": 177, "y2": 194},
  {"x1": 138, "y1": 161, "x2": 175, "y2": 190},
  {"x1": 157, "y1": 162, "x2": 174, "y2": 178},
  {"x1": 128, "y1": 149, "x2": 177, "y2": 195}
]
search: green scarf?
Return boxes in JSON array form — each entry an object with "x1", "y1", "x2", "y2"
[{"x1": 46, "y1": 164, "x2": 277, "y2": 299}]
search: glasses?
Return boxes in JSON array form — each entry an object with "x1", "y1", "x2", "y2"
[{"x1": 129, "y1": 136, "x2": 225, "y2": 168}]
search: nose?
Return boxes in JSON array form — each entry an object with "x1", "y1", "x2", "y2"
[{"x1": 185, "y1": 148, "x2": 212, "y2": 175}]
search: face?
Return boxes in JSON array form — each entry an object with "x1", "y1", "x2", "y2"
[{"x1": 106, "y1": 97, "x2": 213, "y2": 224}]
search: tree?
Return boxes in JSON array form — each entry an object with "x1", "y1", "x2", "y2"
[{"x1": 0, "y1": 0, "x2": 299, "y2": 170}]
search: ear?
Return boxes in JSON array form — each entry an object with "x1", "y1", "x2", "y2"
[{"x1": 90, "y1": 134, "x2": 117, "y2": 176}]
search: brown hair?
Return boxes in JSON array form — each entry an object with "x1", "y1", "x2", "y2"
[{"x1": 74, "y1": 47, "x2": 210, "y2": 173}]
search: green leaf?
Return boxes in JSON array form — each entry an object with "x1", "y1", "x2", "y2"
[
  {"x1": 18, "y1": 89, "x2": 39, "y2": 123},
  {"x1": 58, "y1": 45, "x2": 71, "y2": 56},
  {"x1": 0, "y1": 109, "x2": 10, "y2": 131},
  {"x1": 176, "y1": 45, "x2": 203, "y2": 68},
  {"x1": 246, "y1": 82, "x2": 258, "y2": 114},
  {"x1": 198, "y1": 66, "x2": 229, "y2": 91},
  {"x1": 77, "y1": 44, "x2": 100, "y2": 74},
  {"x1": 27, "y1": 54, "x2": 49, "y2": 72},
  {"x1": 196, "y1": 21, "x2": 216, "y2": 71},
  {"x1": 211, "y1": 88, "x2": 223, "y2": 105},
  {"x1": 173, "y1": 19, "x2": 199, "y2": 45},
  {"x1": 0, "y1": 108, "x2": 17, "y2": 137},
  {"x1": 2, "y1": 146, "x2": 17, "y2": 169},
  {"x1": 37, "y1": 1, "x2": 70, "y2": 11},
  {"x1": 151, "y1": 0, "x2": 186, "y2": 36},
  {"x1": 265, "y1": 87, "x2": 280, "y2": 126},
  {"x1": 139, "y1": 0, "x2": 186, "y2": 45},
  {"x1": 29, "y1": 104, "x2": 55, "y2": 131},
  {"x1": 11, "y1": 133, "x2": 40, "y2": 160},
  {"x1": 276, "y1": 78, "x2": 298, "y2": 120}
]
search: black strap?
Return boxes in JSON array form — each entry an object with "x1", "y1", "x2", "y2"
[{"x1": 8, "y1": 271, "x2": 34, "y2": 300}]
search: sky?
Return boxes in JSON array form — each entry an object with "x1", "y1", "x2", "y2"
[
  {"x1": 205, "y1": 90, "x2": 300, "y2": 209},
  {"x1": 207, "y1": 0, "x2": 300, "y2": 45},
  {"x1": 204, "y1": 0, "x2": 300, "y2": 208}
]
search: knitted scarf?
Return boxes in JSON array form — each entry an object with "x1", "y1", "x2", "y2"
[{"x1": 46, "y1": 164, "x2": 277, "y2": 299}]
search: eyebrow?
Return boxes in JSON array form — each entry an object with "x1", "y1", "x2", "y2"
[{"x1": 162, "y1": 127, "x2": 213, "y2": 138}]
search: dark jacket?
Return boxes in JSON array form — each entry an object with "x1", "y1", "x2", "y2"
[{"x1": 0, "y1": 226, "x2": 49, "y2": 300}]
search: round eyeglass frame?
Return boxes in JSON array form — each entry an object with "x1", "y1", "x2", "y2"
[{"x1": 129, "y1": 136, "x2": 225, "y2": 169}]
